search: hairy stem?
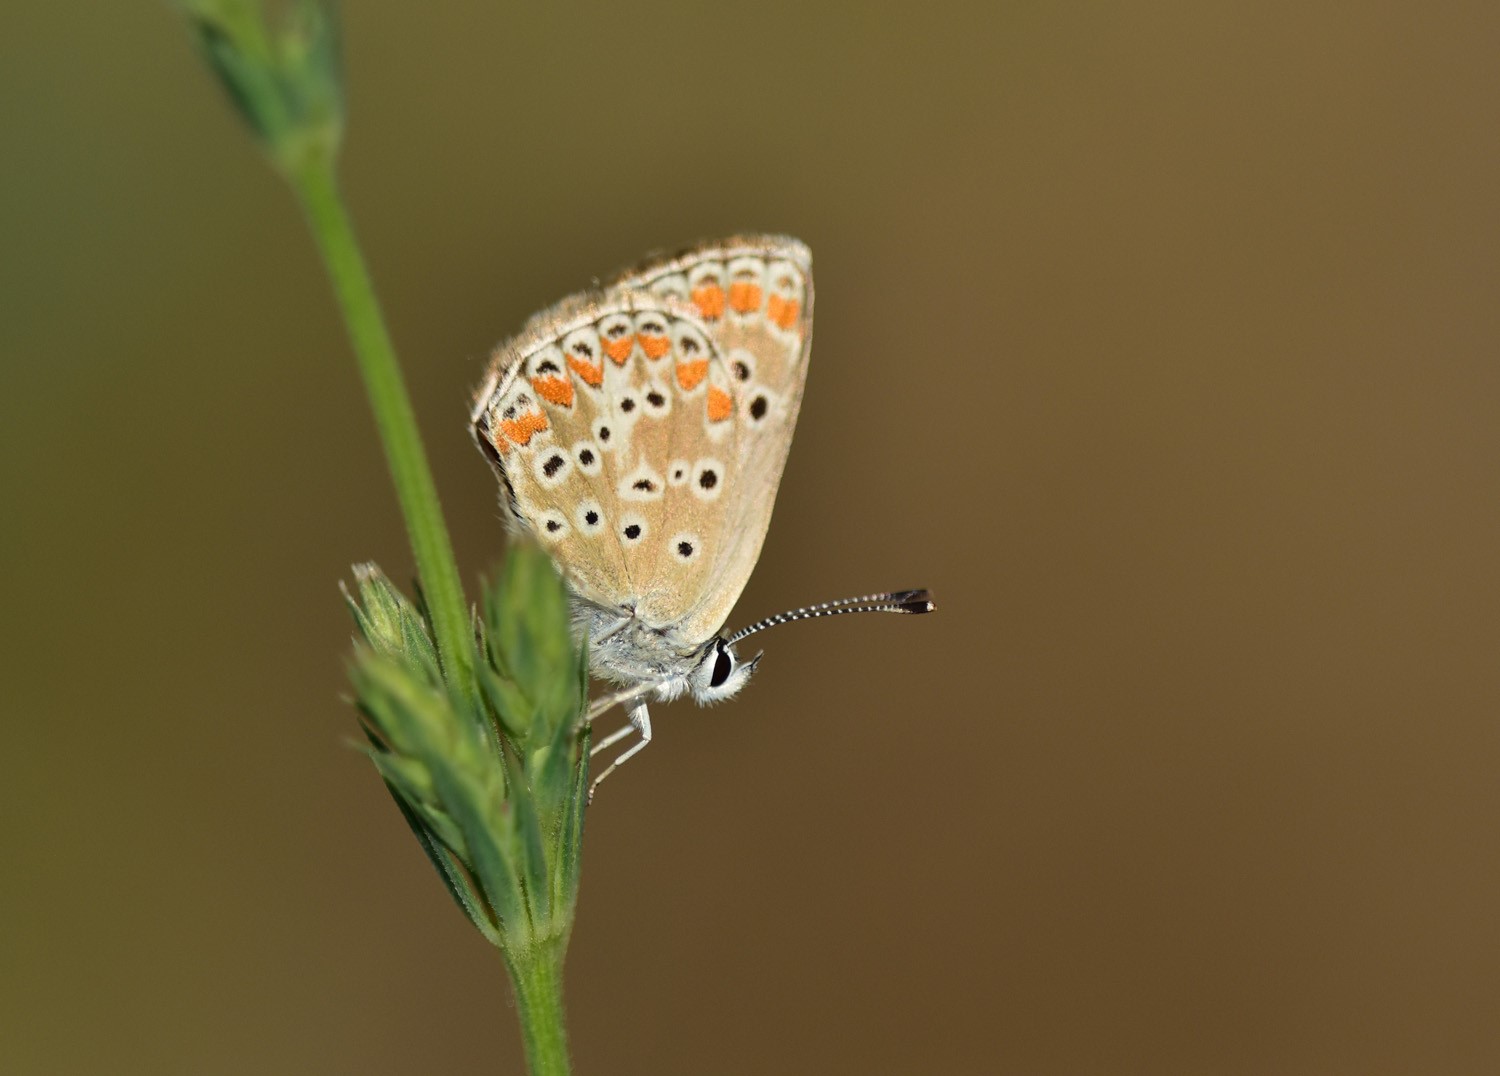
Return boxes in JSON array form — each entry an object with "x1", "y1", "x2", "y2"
[
  {"x1": 507, "y1": 943, "x2": 572, "y2": 1076},
  {"x1": 289, "y1": 157, "x2": 474, "y2": 696}
]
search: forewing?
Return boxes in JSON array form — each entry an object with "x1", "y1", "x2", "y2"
[
  {"x1": 609, "y1": 235, "x2": 814, "y2": 641},
  {"x1": 472, "y1": 290, "x2": 744, "y2": 636}
]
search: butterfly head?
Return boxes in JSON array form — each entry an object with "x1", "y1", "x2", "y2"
[{"x1": 687, "y1": 637, "x2": 761, "y2": 704}]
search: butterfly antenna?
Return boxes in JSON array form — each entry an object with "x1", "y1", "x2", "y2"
[{"x1": 727, "y1": 589, "x2": 935, "y2": 646}]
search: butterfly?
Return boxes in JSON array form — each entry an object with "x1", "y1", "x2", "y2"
[{"x1": 471, "y1": 235, "x2": 933, "y2": 796}]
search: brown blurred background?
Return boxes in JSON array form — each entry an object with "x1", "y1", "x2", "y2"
[{"x1": 3, "y1": 2, "x2": 1498, "y2": 1073}]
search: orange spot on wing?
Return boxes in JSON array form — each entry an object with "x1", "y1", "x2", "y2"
[
  {"x1": 530, "y1": 374, "x2": 574, "y2": 408},
  {"x1": 500, "y1": 410, "x2": 549, "y2": 446},
  {"x1": 638, "y1": 333, "x2": 671, "y2": 360},
  {"x1": 766, "y1": 295, "x2": 800, "y2": 330},
  {"x1": 676, "y1": 358, "x2": 709, "y2": 391},
  {"x1": 728, "y1": 282, "x2": 763, "y2": 314},
  {"x1": 602, "y1": 334, "x2": 634, "y2": 364},
  {"x1": 567, "y1": 355, "x2": 603, "y2": 387},
  {"x1": 691, "y1": 284, "x2": 726, "y2": 320},
  {"x1": 707, "y1": 387, "x2": 734, "y2": 423}
]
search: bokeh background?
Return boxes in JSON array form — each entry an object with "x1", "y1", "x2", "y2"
[{"x1": 3, "y1": 3, "x2": 1498, "y2": 1073}]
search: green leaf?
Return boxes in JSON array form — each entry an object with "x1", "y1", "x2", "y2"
[
  {"x1": 411, "y1": 802, "x2": 466, "y2": 861},
  {"x1": 505, "y1": 753, "x2": 552, "y2": 930},
  {"x1": 352, "y1": 657, "x2": 432, "y2": 757},
  {"x1": 355, "y1": 722, "x2": 497, "y2": 941},
  {"x1": 365, "y1": 748, "x2": 435, "y2": 815},
  {"x1": 344, "y1": 565, "x2": 441, "y2": 687},
  {"x1": 529, "y1": 697, "x2": 576, "y2": 827},
  {"x1": 553, "y1": 727, "x2": 591, "y2": 924},
  {"x1": 539, "y1": 646, "x2": 585, "y2": 748},
  {"x1": 484, "y1": 544, "x2": 574, "y2": 716},
  {"x1": 428, "y1": 760, "x2": 530, "y2": 943},
  {"x1": 380, "y1": 777, "x2": 499, "y2": 944},
  {"x1": 351, "y1": 654, "x2": 520, "y2": 882},
  {"x1": 478, "y1": 661, "x2": 534, "y2": 742}
]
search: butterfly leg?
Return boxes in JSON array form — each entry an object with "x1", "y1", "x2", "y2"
[
  {"x1": 588, "y1": 701, "x2": 652, "y2": 801},
  {"x1": 588, "y1": 719, "x2": 638, "y2": 758},
  {"x1": 584, "y1": 682, "x2": 655, "y2": 725}
]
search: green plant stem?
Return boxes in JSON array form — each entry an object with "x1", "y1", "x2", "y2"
[
  {"x1": 507, "y1": 945, "x2": 572, "y2": 1076},
  {"x1": 289, "y1": 156, "x2": 474, "y2": 695}
]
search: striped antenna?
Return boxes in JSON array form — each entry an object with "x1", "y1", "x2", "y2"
[{"x1": 726, "y1": 588, "x2": 935, "y2": 646}]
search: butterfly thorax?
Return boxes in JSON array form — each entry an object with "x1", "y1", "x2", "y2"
[
  {"x1": 572, "y1": 594, "x2": 759, "y2": 707},
  {"x1": 574, "y1": 597, "x2": 705, "y2": 699}
]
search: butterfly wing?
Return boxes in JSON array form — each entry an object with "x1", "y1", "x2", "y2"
[
  {"x1": 472, "y1": 237, "x2": 813, "y2": 649},
  {"x1": 472, "y1": 289, "x2": 744, "y2": 640},
  {"x1": 607, "y1": 235, "x2": 814, "y2": 642}
]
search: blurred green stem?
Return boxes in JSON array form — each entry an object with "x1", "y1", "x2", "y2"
[
  {"x1": 289, "y1": 157, "x2": 474, "y2": 696},
  {"x1": 508, "y1": 944, "x2": 571, "y2": 1076}
]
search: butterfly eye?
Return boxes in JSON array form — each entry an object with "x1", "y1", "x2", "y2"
[{"x1": 709, "y1": 644, "x2": 733, "y2": 688}]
